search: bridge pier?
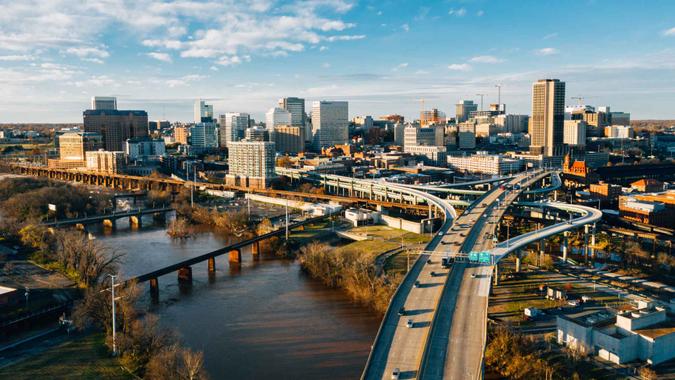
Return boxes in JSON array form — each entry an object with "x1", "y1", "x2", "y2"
[
  {"x1": 75, "y1": 223, "x2": 85, "y2": 231},
  {"x1": 178, "y1": 266, "x2": 193, "y2": 284},
  {"x1": 149, "y1": 277, "x2": 159, "y2": 298},
  {"x1": 102, "y1": 218, "x2": 116, "y2": 230},
  {"x1": 208, "y1": 257, "x2": 216, "y2": 273},
  {"x1": 129, "y1": 215, "x2": 141, "y2": 228},
  {"x1": 229, "y1": 249, "x2": 242, "y2": 264},
  {"x1": 251, "y1": 241, "x2": 260, "y2": 257}
]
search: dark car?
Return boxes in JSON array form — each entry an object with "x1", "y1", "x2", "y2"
[
  {"x1": 398, "y1": 307, "x2": 405, "y2": 316},
  {"x1": 414, "y1": 281, "x2": 420, "y2": 288}
]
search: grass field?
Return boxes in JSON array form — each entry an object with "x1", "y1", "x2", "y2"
[{"x1": 0, "y1": 333, "x2": 131, "y2": 380}]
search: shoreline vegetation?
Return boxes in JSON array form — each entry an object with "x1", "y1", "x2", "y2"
[{"x1": 0, "y1": 177, "x2": 207, "y2": 379}]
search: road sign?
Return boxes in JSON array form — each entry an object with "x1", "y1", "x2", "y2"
[
  {"x1": 479, "y1": 251, "x2": 491, "y2": 264},
  {"x1": 468, "y1": 252, "x2": 479, "y2": 262}
]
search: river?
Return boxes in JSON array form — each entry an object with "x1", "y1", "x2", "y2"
[{"x1": 95, "y1": 217, "x2": 380, "y2": 379}]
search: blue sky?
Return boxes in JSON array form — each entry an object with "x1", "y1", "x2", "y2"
[{"x1": 1, "y1": 0, "x2": 674, "y2": 123}]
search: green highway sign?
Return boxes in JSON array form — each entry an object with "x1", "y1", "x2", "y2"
[
  {"x1": 468, "y1": 252, "x2": 479, "y2": 262},
  {"x1": 479, "y1": 252, "x2": 491, "y2": 264}
]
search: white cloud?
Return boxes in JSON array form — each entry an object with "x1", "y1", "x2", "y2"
[
  {"x1": 469, "y1": 55, "x2": 504, "y2": 63},
  {"x1": 402, "y1": 23, "x2": 410, "y2": 32},
  {"x1": 476, "y1": 10, "x2": 484, "y2": 16},
  {"x1": 165, "y1": 74, "x2": 207, "y2": 87},
  {"x1": 664, "y1": 27, "x2": 675, "y2": 36},
  {"x1": 66, "y1": 46, "x2": 109, "y2": 60},
  {"x1": 216, "y1": 55, "x2": 251, "y2": 66},
  {"x1": 535, "y1": 47, "x2": 559, "y2": 56},
  {"x1": 392, "y1": 62, "x2": 408, "y2": 71},
  {"x1": 319, "y1": 45, "x2": 328, "y2": 51},
  {"x1": 0, "y1": 55, "x2": 33, "y2": 61},
  {"x1": 543, "y1": 32, "x2": 558, "y2": 40},
  {"x1": 147, "y1": 52, "x2": 172, "y2": 63},
  {"x1": 448, "y1": 8, "x2": 467, "y2": 17},
  {"x1": 325, "y1": 35, "x2": 366, "y2": 42},
  {"x1": 448, "y1": 63, "x2": 471, "y2": 71}
]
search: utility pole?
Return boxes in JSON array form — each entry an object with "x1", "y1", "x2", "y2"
[
  {"x1": 109, "y1": 274, "x2": 118, "y2": 355},
  {"x1": 190, "y1": 166, "x2": 195, "y2": 208},
  {"x1": 476, "y1": 93, "x2": 486, "y2": 111}
]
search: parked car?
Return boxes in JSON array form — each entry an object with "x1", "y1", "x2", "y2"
[
  {"x1": 406, "y1": 319, "x2": 414, "y2": 328},
  {"x1": 392, "y1": 368, "x2": 401, "y2": 380},
  {"x1": 398, "y1": 307, "x2": 405, "y2": 316}
]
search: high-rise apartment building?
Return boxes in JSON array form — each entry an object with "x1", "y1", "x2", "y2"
[
  {"x1": 194, "y1": 99, "x2": 214, "y2": 123},
  {"x1": 403, "y1": 125, "x2": 444, "y2": 147},
  {"x1": 226, "y1": 140, "x2": 276, "y2": 189},
  {"x1": 174, "y1": 126, "x2": 189, "y2": 145},
  {"x1": 530, "y1": 79, "x2": 565, "y2": 156},
  {"x1": 91, "y1": 96, "x2": 117, "y2": 110},
  {"x1": 83, "y1": 109, "x2": 148, "y2": 151},
  {"x1": 272, "y1": 125, "x2": 304, "y2": 154},
  {"x1": 125, "y1": 137, "x2": 166, "y2": 162},
  {"x1": 219, "y1": 112, "x2": 250, "y2": 148},
  {"x1": 455, "y1": 100, "x2": 478, "y2": 123},
  {"x1": 420, "y1": 108, "x2": 446, "y2": 127},
  {"x1": 311, "y1": 101, "x2": 348, "y2": 150},
  {"x1": 245, "y1": 126, "x2": 269, "y2": 142}
]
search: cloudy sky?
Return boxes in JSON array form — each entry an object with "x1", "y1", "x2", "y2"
[{"x1": 1, "y1": 0, "x2": 675, "y2": 123}]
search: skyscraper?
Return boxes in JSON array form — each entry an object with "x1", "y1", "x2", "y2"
[
  {"x1": 266, "y1": 107, "x2": 292, "y2": 129},
  {"x1": 219, "y1": 112, "x2": 250, "y2": 148},
  {"x1": 91, "y1": 96, "x2": 117, "y2": 110},
  {"x1": 83, "y1": 109, "x2": 148, "y2": 151},
  {"x1": 194, "y1": 99, "x2": 214, "y2": 123},
  {"x1": 530, "y1": 79, "x2": 565, "y2": 156},
  {"x1": 455, "y1": 100, "x2": 478, "y2": 123},
  {"x1": 278, "y1": 97, "x2": 305, "y2": 127},
  {"x1": 311, "y1": 101, "x2": 348, "y2": 150},
  {"x1": 189, "y1": 122, "x2": 218, "y2": 151}
]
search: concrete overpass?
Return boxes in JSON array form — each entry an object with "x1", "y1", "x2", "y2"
[{"x1": 362, "y1": 170, "x2": 553, "y2": 380}]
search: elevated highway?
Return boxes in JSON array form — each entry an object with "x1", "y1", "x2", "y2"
[{"x1": 363, "y1": 170, "x2": 551, "y2": 380}]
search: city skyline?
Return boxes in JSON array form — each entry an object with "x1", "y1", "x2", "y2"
[{"x1": 1, "y1": 0, "x2": 675, "y2": 122}]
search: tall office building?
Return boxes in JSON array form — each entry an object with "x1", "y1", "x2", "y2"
[
  {"x1": 272, "y1": 125, "x2": 304, "y2": 154},
  {"x1": 530, "y1": 79, "x2": 565, "y2": 157},
  {"x1": 194, "y1": 99, "x2": 214, "y2": 123},
  {"x1": 403, "y1": 125, "x2": 444, "y2": 147},
  {"x1": 245, "y1": 126, "x2": 269, "y2": 142},
  {"x1": 86, "y1": 150, "x2": 126, "y2": 173},
  {"x1": 226, "y1": 140, "x2": 276, "y2": 189},
  {"x1": 174, "y1": 126, "x2": 189, "y2": 145},
  {"x1": 278, "y1": 97, "x2": 305, "y2": 127},
  {"x1": 189, "y1": 122, "x2": 219, "y2": 151},
  {"x1": 266, "y1": 107, "x2": 292, "y2": 128},
  {"x1": 455, "y1": 100, "x2": 478, "y2": 123},
  {"x1": 219, "y1": 112, "x2": 250, "y2": 148},
  {"x1": 58, "y1": 131, "x2": 102, "y2": 161},
  {"x1": 91, "y1": 96, "x2": 117, "y2": 110},
  {"x1": 311, "y1": 101, "x2": 348, "y2": 150},
  {"x1": 420, "y1": 109, "x2": 446, "y2": 126},
  {"x1": 83, "y1": 109, "x2": 148, "y2": 151}
]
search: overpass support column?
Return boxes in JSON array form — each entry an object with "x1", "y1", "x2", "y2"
[
  {"x1": 229, "y1": 249, "x2": 242, "y2": 264},
  {"x1": 178, "y1": 267, "x2": 192, "y2": 284},
  {"x1": 130, "y1": 215, "x2": 141, "y2": 228},
  {"x1": 584, "y1": 224, "x2": 590, "y2": 265},
  {"x1": 251, "y1": 241, "x2": 260, "y2": 257},
  {"x1": 562, "y1": 231, "x2": 569, "y2": 263},
  {"x1": 149, "y1": 277, "x2": 159, "y2": 298},
  {"x1": 493, "y1": 264, "x2": 499, "y2": 286},
  {"x1": 208, "y1": 257, "x2": 216, "y2": 273},
  {"x1": 515, "y1": 250, "x2": 522, "y2": 273},
  {"x1": 590, "y1": 223, "x2": 596, "y2": 260},
  {"x1": 103, "y1": 218, "x2": 116, "y2": 230}
]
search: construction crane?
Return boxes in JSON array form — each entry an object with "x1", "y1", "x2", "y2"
[
  {"x1": 571, "y1": 96, "x2": 585, "y2": 105},
  {"x1": 476, "y1": 93, "x2": 486, "y2": 111}
]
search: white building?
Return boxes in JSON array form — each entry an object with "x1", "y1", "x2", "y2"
[
  {"x1": 311, "y1": 100, "x2": 348, "y2": 150},
  {"x1": 557, "y1": 305, "x2": 675, "y2": 365},
  {"x1": 219, "y1": 112, "x2": 250, "y2": 147},
  {"x1": 226, "y1": 140, "x2": 276, "y2": 189},
  {"x1": 404, "y1": 145, "x2": 447, "y2": 166},
  {"x1": 403, "y1": 124, "x2": 444, "y2": 147},
  {"x1": 189, "y1": 122, "x2": 218, "y2": 151},
  {"x1": 266, "y1": 107, "x2": 292, "y2": 129},
  {"x1": 193, "y1": 99, "x2": 214, "y2": 123},
  {"x1": 86, "y1": 149, "x2": 125, "y2": 173},
  {"x1": 564, "y1": 120, "x2": 587, "y2": 147},
  {"x1": 495, "y1": 114, "x2": 529, "y2": 133},
  {"x1": 447, "y1": 152, "x2": 523, "y2": 175},
  {"x1": 604, "y1": 125, "x2": 634, "y2": 139},
  {"x1": 125, "y1": 137, "x2": 165, "y2": 161}
]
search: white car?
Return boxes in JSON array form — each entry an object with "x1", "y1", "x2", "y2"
[
  {"x1": 406, "y1": 319, "x2": 414, "y2": 328},
  {"x1": 392, "y1": 368, "x2": 401, "y2": 380}
]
